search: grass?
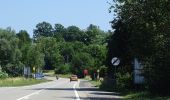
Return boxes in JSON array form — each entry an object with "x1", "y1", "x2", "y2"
[
  {"x1": 90, "y1": 80, "x2": 102, "y2": 87},
  {"x1": 57, "y1": 74, "x2": 72, "y2": 78},
  {"x1": 0, "y1": 77, "x2": 50, "y2": 87},
  {"x1": 84, "y1": 76, "x2": 102, "y2": 87},
  {"x1": 43, "y1": 70, "x2": 71, "y2": 78},
  {"x1": 43, "y1": 70, "x2": 55, "y2": 76}
]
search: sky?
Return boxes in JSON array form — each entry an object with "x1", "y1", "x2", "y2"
[{"x1": 0, "y1": 0, "x2": 113, "y2": 37}]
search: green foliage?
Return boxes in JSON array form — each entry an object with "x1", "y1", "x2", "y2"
[
  {"x1": 0, "y1": 72, "x2": 8, "y2": 79},
  {"x1": 55, "y1": 64, "x2": 71, "y2": 74},
  {"x1": 99, "y1": 66, "x2": 107, "y2": 77},
  {"x1": 0, "y1": 22, "x2": 108, "y2": 78},
  {"x1": 71, "y1": 52, "x2": 95, "y2": 77},
  {"x1": 33, "y1": 21, "x2": 53, "y2": 39},
  {"x1": 108, "y1": 0, "x2": 170, "y2": 94},
  {"x1": 0, "y1": 28, "x2": 23, "y2": 76},
  {"x1": 115, "y1": 72, "x2": 132, "y2": 91},
  {"x1": 27, "y1": 44, "x2": 45, "y2": 69}
]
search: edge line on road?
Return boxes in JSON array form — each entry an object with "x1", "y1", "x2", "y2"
[
  {"x1": 16, "y1": 80, "x2": 65, "y2": 100},
  {"x1": 73, "y1": 81, "x2": 80, "y2": 100},
  {"x1": 16, "y1": 89, "x2": 43, "y2": 100}
]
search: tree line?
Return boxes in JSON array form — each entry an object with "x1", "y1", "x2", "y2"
[{"x1": 0, "y1": 22, "x2": 109, "y2": 78}]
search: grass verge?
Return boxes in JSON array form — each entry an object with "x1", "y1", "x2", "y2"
[
  {"x1": 57, "y1": 74, "x2": 72, "y2": 78},
  {"x1": 84, "y1": 76, "x2": 102, "y2": 87},
  {"x1": 0, "y1": 77, "x2": 50, "y2": 87}
]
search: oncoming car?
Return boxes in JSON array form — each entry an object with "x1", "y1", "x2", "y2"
[{"x1": 70, "y1": 75, "x2": 78, "y2": 82}]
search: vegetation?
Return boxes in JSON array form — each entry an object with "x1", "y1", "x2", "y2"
[
  {"x1": 0, "y1": 23, "x2": 108, "y2": 79},
  {"x1": 0, "y1": 77, "x2": 50, "y2": 87},
  {"x1": 106, "y1": 0, "x2": 170, "y2": 96}
]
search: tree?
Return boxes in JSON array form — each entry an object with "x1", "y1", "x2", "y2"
[
  {"x1": 85, "y1": 24, "x2": 108, "y2": 44},
  {"x1": 0, "y1": 28, "x2": 22, "y2": 76},
  {"x1": 109, "y1": 0, "x2": 170, "y2": 94},
  {"x1": 71, "y1": 52, "x2": 94, "y2": 77},
  {"x1": 27, "y1": 44, "x2": 45, "y2": 72},
  {"x1": 16, "y1": 30, "x2": 31, "y2": 68},
  {"x1": 36, "y1": 37, "x2": 62, "y2": 70},
  {"x1": 63, "y1": 26, "x2": 82, "y2": 42},
  {"x1": 53, "y1": 23, "x2": 66, "y2": 41},
  {"x1": 33, "y1": 21, "x2": 53, "y2": 39},
  {"x1": 16, "y1": 30, "x2": 31, "y2": 49},
  {"x1": 85, "y1": 44, "x2": 106, "y2": 69}
]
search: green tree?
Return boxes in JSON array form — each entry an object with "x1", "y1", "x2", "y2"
[
  {"x1": 109, "y1": 0, "x2": 170, "y2": 94},
  {"x1": 0, "y1": 28, "x2": 22, "y2": 76},
  {"x1": 63, "y1": 26, "x2": 82, "y2": 42},
  {"x1": 53, "y1": 23, "x2": 66, "y2": 42},
  {"x1": 27, "y1": 44, "x2": 45, "y2": 72},
  {"x1": 71, "y1": 52, "x2": 94, "y2": 77},
  {"x1": 33, "y1": 21, "x2": 53, "y2": 39},
  {"x1": 36, "y1": 37, "x2": 62, "y2": 70},
  {"x1": 16, "y1": 30, "x2": 31, "y2": 69}
]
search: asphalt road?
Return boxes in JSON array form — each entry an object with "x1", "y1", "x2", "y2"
[{"x1": 0, "y1": 77, "x2": 122, "y2": 100}]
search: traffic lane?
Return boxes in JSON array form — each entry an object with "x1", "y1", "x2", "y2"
[
  {"x1": 0, "y1": 78, "x2": 75, "y2": 100},
  {"x1": 26, "y1": 79, "x2": 79, "y2": 100}
]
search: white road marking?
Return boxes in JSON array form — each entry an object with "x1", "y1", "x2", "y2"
[
  {"x1": 73, "y1": 81, "x2": 80, "y2": 100},
  {"x1": 16, "y1": 90, "x2": 43, "y2": 100},
  {"x1": 16, "y1": 80, "x2": 65, "y2": 100}
]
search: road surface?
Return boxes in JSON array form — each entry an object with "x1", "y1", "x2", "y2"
[{"x1": 0, "y1": 77, "x2": 122, "y2": 100}]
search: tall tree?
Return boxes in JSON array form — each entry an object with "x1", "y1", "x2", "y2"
[{"x1": 33, "y1": 21, "x2": 53, "y2": 39}]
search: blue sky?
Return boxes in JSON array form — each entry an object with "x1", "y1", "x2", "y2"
[{"x1": 0, "y1": 0, "x2": 113, "y2": 37}]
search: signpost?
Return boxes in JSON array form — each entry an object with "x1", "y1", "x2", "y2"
[
  {"x1": 111, "y1": 57, "x2": 120, "y2": 79},
  {"x1": 111, "y1": 57, "x2": 120, "y2": 66},
  {"x1": 97, "y1": 69, "x2": 100, "y2": 80}
]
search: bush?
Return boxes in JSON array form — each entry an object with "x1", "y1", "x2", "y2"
[
  {"x1": 55, "y1": 64, "x2": 70, "y2": 74},
  {"x1": 0, "y1": 72, "x2": 8, "y2": 79},
  {"x1": 99, "y1": 66, "x2": 107, "y2": 77},
  {"x1": 115, "y1": 72, "x2": 132, "y2": 91}
]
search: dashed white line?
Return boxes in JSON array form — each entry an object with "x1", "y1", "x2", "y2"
[{"x1": 73, "y1": 81, "x2": 80, "y2": 100}]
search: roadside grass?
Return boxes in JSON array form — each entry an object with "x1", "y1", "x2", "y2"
[
  {"x1": 57, "y1": 74, "x2": 72, "y2": 78},
  {"x1": 43, "y1": 70, "x2": 55, "y2": 76},
  {"x1": 123, "y1": 91, "x2": 170, "y2": 100},
  {"x1": 84, "y1": 76, "x2": 102, "y2": 87},
  {"x1": 90, "y1": 80, "x2": 101, "y2": 87},
  {"x1": 43, "y1": 70, "x2": 71, "y2": 78},
  {"x1": 0, "y1": 77, "x2": 50, "y2": 87}
]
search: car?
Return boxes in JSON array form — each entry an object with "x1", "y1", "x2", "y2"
[
  {"x1": 35, "y1": 73, "x2": 44, "y2": 79},
  {"x1": 70, "y1": 75, "x2": 78, "y2": 82}
]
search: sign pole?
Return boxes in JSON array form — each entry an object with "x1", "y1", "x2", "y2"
[{"x1": 111, "y1": 57, "x2": 120, "y2": 79}]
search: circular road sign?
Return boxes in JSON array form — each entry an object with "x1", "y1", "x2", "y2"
[{"x1": 111, "y1": 57, "x2": 120, "y2": 66}]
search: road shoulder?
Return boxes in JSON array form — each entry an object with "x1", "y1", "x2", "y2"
[{"x1": 78, "y1": 79, "x2": 122, "y2": 100}]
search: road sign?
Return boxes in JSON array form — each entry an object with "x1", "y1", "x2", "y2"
[
  {"x1": 111, "y1": 57, "x2": 120, "y2": 66},
  {"x1": 33, "y1": 67, "x2": 35, "y2": 72}
]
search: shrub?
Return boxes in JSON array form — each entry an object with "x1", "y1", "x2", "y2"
[
  {"x1": 115, "y1": 72, "x2": 132, "y2": 91},
  {"x1": 99, "y1": 66, "x2": 107, "y2": 77},
  {"x1": 0, "y1": 72, "x2": 8, "y2": 79}
]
